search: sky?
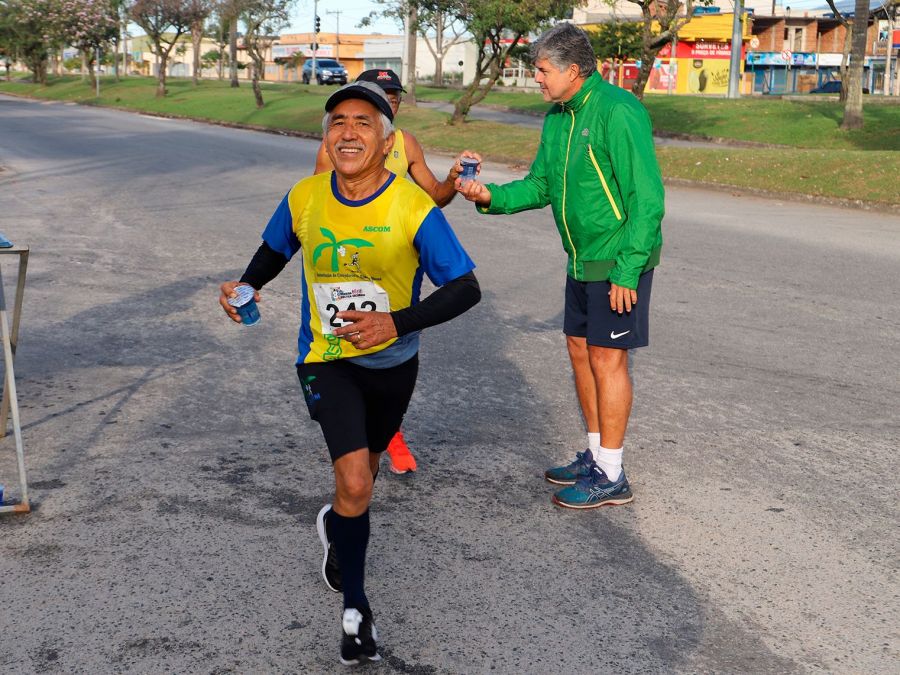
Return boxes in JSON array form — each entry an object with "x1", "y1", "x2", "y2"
[{"x1": 285, "y1": 1, "x2": 405, "y2": 37}]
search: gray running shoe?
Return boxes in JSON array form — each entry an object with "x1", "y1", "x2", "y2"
[
  {"x1": 544, "y1": 449, "x2": 594, "y2": 485},
  {"x1": 316, "y1": 504, "x2": 342, "y2": 593}
]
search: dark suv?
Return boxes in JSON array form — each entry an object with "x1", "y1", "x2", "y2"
[{"x1": 301, "y1": 59, "x2": 348, "y2": 85}]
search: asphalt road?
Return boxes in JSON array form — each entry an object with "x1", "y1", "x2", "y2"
[{"x1": 0, "y1": 93, "x2": 897, "y2": 674}]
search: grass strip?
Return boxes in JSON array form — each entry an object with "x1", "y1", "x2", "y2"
[
  {"x1": 1, "y1": 76, "x2": 896, "y2": 206},
  {"x1": 415, "y1": 86, "x2": 900, "y2": 152}
]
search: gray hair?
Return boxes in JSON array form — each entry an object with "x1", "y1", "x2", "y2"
[
  {"x1": 530, "y1": 22, "x2": 597, "y2": 79},
  {"x1": 321, "y1": 111, "x2": 394, "y2": 139}
]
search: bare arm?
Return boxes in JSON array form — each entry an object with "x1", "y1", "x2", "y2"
[
  {"x1": 314, "y1": 141, "x2": 333, "y2": 175},
  {"x1": 404, "y1": 131, "x2": 460, "y2": 207}
]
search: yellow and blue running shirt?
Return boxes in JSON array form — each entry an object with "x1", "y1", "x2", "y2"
[
  {"x1": 262, "y1": 171, "x2": 475, "y2": 368},
  {"x1": 385, "y1": 129, "x2": 408, "y2": 176}
]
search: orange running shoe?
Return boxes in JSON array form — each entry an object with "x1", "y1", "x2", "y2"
[{"x1": 386, "y1": 430, "x2": 417, "y2": 474}]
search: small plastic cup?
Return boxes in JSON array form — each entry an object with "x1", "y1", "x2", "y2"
[
  {"x1": 227, "y1": 285, "x2": 260, "y2": 326},
  {"x1": 459, "y1": 157, "x2": 480, "y2": 185}
]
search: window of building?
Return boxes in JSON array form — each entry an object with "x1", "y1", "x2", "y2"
[{"x1": 784, "y1": 27, "x2": 804, "y2": 52}]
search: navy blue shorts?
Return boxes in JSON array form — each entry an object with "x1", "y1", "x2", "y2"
[
  {"x1": 563, "y1": 270, "x2": 654, "y2": 349},
  {"x1": 297, "y1": 354, "x2": 418, "y2": 462}
]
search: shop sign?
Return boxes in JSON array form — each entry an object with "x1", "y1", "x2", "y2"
[
  {"x1": 746, "y1": 52, "x2": 816, "y2": 66},
  {"x1": 658, "y1": 41, "x2": 744, "y2": 59}
]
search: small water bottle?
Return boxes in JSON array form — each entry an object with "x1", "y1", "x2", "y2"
[{"x1": 0, "y1": 484, "x2": 4, "y2": 504}]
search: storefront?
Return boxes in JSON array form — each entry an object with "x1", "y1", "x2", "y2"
[
  {"x1": 648, "y1": 40, "x2": 748, "y2": 95},
  {"x1": 587, "y1": 12, "x2": 752, "y2": 95}
]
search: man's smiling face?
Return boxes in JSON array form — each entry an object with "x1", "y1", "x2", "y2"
[{"x1": 325, "y1": 98, "x2": 394, "y2": 179}]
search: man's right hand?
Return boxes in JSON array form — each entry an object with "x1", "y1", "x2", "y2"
[
  {"x1": 455, "y1": 177, "x2": 491, "y2": 208},
  {"x1": 219, "y1": 281, "x2": 259, "y2": 323}
]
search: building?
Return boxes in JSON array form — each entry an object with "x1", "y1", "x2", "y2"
[
  {"x1": 582, "y1": 10, "x2": 754, "y2": 95},
  {"x1": 270, "y1": 32, "x2": 377, "y2": 82},
  {"x1": 747, "y1": 14, "x2": 881, "y2": 94}
]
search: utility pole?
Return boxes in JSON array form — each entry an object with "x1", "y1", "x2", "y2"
[
  {"x1": 727, "y1": 0, "x2": 745, "y2": 98},
  {"x1": 668, "y1": 34, "x2": 677, "y2": 95},
  {"x1": 884, "y1": 3, "x2": 895, "y2": 95},
  {"x1": 326, "y1": 10, "x2": 342, "y2": 61},
  {"x1": 311, "y1": 0, "x2": 318, "y2": 85},
  {"x1": 404, "y1": 2, "x2": 418, "y2": 103}
]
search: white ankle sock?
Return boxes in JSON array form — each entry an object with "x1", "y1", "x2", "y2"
[
  {"x1": 595, "y1": 446, "x2": 623, "y2": 481},
  {"x1": 587, "y1": 433, "x2": 601, "y2": 454}
]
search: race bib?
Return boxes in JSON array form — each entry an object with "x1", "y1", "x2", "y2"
[{"x1": 312, "y1": 281, "x2": 390, "y2": 335}]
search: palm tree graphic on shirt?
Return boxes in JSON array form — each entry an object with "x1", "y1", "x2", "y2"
[{"x1": 312, "y1": 228, "x2": 373, "y2": 272}]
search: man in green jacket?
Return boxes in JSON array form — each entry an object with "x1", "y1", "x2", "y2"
[{"x1": 458, "y1": 22, "x2": 664, "y2": 509}]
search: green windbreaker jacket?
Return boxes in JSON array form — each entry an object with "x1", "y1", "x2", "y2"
[{"x1": 479, "y1": 72, "x2": 665, "y2": 289}]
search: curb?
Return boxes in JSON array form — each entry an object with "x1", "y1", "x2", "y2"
[{"x1": 662, "y1": 177, "x2": 900, "y2": 215}]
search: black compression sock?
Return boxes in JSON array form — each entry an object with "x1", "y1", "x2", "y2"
[{"x1": 330, "y1": 508, "x2": 370, "y2": 611}]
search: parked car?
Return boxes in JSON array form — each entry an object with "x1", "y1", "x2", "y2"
[
  {"x1": 810, "y1": 80, "x2": 842, "y2": 94},
  {"x1": 301, "y1": 59, "x2": 348, "y2": 85},
  {"x1": 809, "y1": 80, "x2": 869, "y2": 95}
]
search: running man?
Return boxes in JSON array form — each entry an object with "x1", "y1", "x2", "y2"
[
  {"x1": 315, "y1": 68, "x2": 479, "y2": 474},
  {"x1": 457, "y1": 23, "x2": 664, "y2": 509},
  {"x1": 219, "y1": 81, "x2": 480, "y2": 663}
]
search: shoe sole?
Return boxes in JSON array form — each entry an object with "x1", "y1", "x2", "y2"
[
  {"x1": 340, "y1": 654, "x2": 381, "y2": 666},
  {"x1": 551, "y1": 492, "x2": 634, "y2": 509},
  {"x1": 544, "y1": 475, "x2": 577, "y2": 485},
  {"x1": 316, "y1": 504, "x2": 340, "y2": 593},
  {"x1": 389, "y1": 463, "x2": 414, "y2": 474}
]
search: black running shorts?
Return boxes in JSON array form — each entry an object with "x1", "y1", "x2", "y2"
[
  {"x1": 296, "y1": 354, "x2": 419, "y2": 462},
  {"x1": 563, "y1": 270, "x2": 654, "y2": 349}
]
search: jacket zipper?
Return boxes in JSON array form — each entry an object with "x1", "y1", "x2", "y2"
[
  {"x1": 561, "y1": 109, "x2": 578, "y2": 275},
  {"x1": 587, "y1": 144, "x2": 622, "y2": 221}
]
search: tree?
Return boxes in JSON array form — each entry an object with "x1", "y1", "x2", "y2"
[
  {"x1": 841, "y1": 0, "x2": 870, "y2": 129},
  {"x1": 360, "y1": 1, "x2": 467, "y2": 97},
  {"x1": 208, "y1": 3, "x2": 231, "y2": 80},
  {"x1": 586, "y1": 20, "x2": 642, "y2": 84},
  {"x1": 54, "y1": 0, "x2": 119, "y2": 89},
  {"x1": 130, "y1": 0, "x2": 207, "y2": 96},
  {"x1": 188, "y1": 0, "x2": 211, "y2": 85},
  {"x1": 823, "y1": 0, "x2": 852, "y2": 102},
  {"x1": 625, "y1": 0, "x2": 712, "y2": 100},
  {"x1": 1, "y1": 0, "x2": 56, "y2": 84},
  {"x1": 449, "y1": 0, "x2": 577, "y2": 125},
  {"x1": 417, "y1": 0, "x2": 467, "y2": 86},
  {"x1": 214, "y1": 0, "x2": 244, "y2": 87},
  {"x1": 241, "y1": 0, "x2": 292, "y2": 108}
]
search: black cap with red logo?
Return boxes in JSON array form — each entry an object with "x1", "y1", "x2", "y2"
[{"x1": 355, "y1": 69, "x2": 406, "y2": 93}]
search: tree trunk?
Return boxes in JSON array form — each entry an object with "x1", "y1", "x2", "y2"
[
  {"x1": 841, "y1": 0, "x2": 868, "y2": 129},
  {"x1": 632, "y1": 45, "x2": 663, "y2": 100},
  {"x1": 839, "y1": 21, "x2": 852, "y2": 102},
  {"x1": 229, "y1": 21, "x2": 239, "y2": 88},
  {"x1": 450, "y1": 40, "x2": 513, "y2": 124},
  {"x1": 434, "y1": 11, "x2": 444, "y2": 86},
  {"x1": 157, "y1": 52, "x2": 168, "y2": 97},
  {"x1": 191, "y1": 20, "x2": 203, "y2": 85},
  {"x1": 87, "y1": 55, "x2": 96, "y2": 90},
  {"x1": 405, "y1": 3, "x2": 417, "y2": 104},
  {"x1": 113, "y1": 33, "x2": 120, "y2": 81},
  {"x1": 251, "y1": 56, "x2": 264, "y2": 107}
]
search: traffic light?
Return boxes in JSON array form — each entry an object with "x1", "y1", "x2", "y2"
[{"x1": 315, "y1": 15, "x2": 321, "y2": 33}]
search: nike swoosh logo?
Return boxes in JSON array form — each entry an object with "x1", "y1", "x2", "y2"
[{"x1": 610, "y1": 330, "x2": 630, "y2": 339}]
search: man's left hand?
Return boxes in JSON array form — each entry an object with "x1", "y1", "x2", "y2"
[
  {"x1": 609, "y1": 283, "x2": 637, "y2": 314},
  {"x1": 333, "y1": 310, "x2": 398, "y2": 350}
]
